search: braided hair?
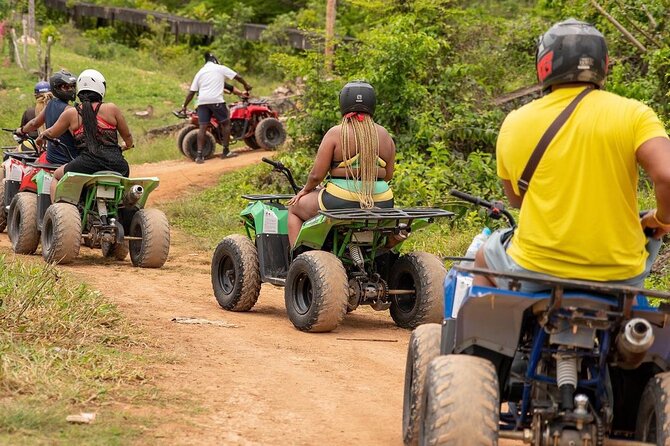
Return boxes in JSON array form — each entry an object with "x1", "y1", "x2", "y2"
[
  {"x1": 34, "y1": 92, "x2": 53, "y2": 133},
  {"x1": 77, "y1": 90, "x2": 103, "y2": 155},
  {"x1": 340, "y1": 112, "x2": 379, "y2": 209}
]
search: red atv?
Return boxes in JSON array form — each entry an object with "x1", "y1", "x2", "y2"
[
  {"x1": 0, "y1": 129, "x2": 64, "y2": 254},
  {"x1": 174, "y1": 97, "x2": 287, "y2": 161}
]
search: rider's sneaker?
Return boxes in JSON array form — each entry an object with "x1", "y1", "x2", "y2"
[
  {"x1": 195, "y1": 155, "x2": 204, "y2": 164},
  {"x1": 221, "y1": 150, "x2": 238, "y2": 159}
]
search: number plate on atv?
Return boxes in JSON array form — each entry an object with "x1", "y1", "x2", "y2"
[{"x1": 96, "y1": 185, "x2": 116, "y2": 199}]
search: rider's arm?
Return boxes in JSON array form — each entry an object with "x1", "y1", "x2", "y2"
[
  {"x1": 19, "y1": 108, "x2": 46, "y2": 134},
  {"x1": 35, "y1": 107, "x2": 75, "y2": 147},
  {"x1": 637, "y1": 136, "x2": 670, "y2": 236},
  {"x1": 502, "y1": 179, "x2": 523, "y2": 209},
  {"x1": 112, "y1": 104, "x2": 134, "y2": 150},
  {"x1": 223, "y1": 83, "x2": 244, "y2": 96},
  {"x1": 182, "y1": 91, "x2": 196, "y2": 111},
  {"x1": 380, "y1": 128, "x2": 396, "y2": 181},
  {"x1": 233, "y1": 74, "x2": 252, "y2": 92},
  {"x1": 303, "y1": 127, "x2": 337, "y2": 192}
]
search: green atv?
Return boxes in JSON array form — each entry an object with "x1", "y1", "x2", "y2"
[
  {"x1": 26, "y1": 170, "x2": 170, "y2": 267},
  {"x1": 211, "y1": 158, "x2": 453, "y2": 332}
]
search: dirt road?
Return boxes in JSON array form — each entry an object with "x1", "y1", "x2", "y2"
[
  {"x1": 2, "y1": 152, "x2": 523, "y2": 445},
  {"x1": 1, "y1": 153, "x2": 414, "y2": 445}
]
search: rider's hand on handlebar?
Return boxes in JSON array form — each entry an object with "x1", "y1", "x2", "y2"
[
  {"x1": 241, "y1": 91, "x2": 250, "y2": 98},
  {"x1": 487, "y1": 200, "x2": 506, "y2": 219},
  {"x1": 34, "y1": 133, "x2": 47, "y2": 152},
  {"x1": 641, "y1": 209, "x2": 670, "y2": 240}
]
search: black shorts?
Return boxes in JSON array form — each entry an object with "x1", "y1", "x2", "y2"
[
  {"x1": 197, "y1": 103, "x2": 229, "y2": 125},
  {"x1": 63, "y1": 150, "x2": 130, "y2": 177}
]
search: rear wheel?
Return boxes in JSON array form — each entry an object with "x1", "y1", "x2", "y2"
[
  {"x1": 8, "y1": 192, "x2": 40, "y2": 254},
  {"x1": 403, "y1": 323, "x2": 441, "y2": 446},
  {"x1": 0, "y1": 179, "x2": 6, "y2": 232},
  {"x1": 128, "y1": 209, "x2": 170, "y2": 268},
  {"x1": 420, "y1": 355, "x2": 499, "y2": 446},
  {"x1": 243, "y1": 135, "x2": 261, "y2": 150},
  {"x1": 176, "y1": 124, "x2": 197, "y2": 154},
  {"x1": 182, "y1": 128, "x2": 216, "y2": 160},
  {"x1": 211, "y1": 235, "x2": 261, "y2": 311},
  {"x1": 285, "y1": 251, "x2": 348, "y2": 332},
  {"x1": 636, "y1": 372, "x2": 670, "y2": 443},
  {"x1": 389, "y1": 252, "x2": 446, "y2": 329},
  {"x1": 255, "y1": 117, "x2": 286, "y2": 149},
  {"x1": 41, "y1": 203, "x2": 81, "y2": 264}
]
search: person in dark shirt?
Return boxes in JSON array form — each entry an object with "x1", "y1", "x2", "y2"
[{"x1": 19, "y1": 70, "x2": 78, "y2": 164}]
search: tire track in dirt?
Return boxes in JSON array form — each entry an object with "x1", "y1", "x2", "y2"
[{"x1": 0, "y1": 151, "x2": 520, "y2": 445}]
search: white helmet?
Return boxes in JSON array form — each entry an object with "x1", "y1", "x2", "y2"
[{"x1": 77, "y1": 69, "x2": 106, "y2": 99}]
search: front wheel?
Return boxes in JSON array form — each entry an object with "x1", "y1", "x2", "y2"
[
  {"x1": 389, "y1": 252, "x2": 446, "y2": 329},
  {"x1": 8, "y1": 192, "x2": 40, "y2": 254},
  {"x1": 243, "y1": 135, "x2": 261, "y2": 150},
  {"x1": 420, "y1": 355, "x2": 499, "y2": 446},
  {"x1": 128, "y1": 209, "x2": 170, "y2": 268},
  {"x1": 176, "y1": 124, "x2": 197, "y2": 154},
  {"x1": 284, "y1": 251, "x2": 348, "y2": 332},
  {"x1": 182, "y1": 128, "x2": 216, "y2": 160},
  {"x1": 636, "y1": 372, "x2": 670, "y2": 443},
  {"x1": 41, "y1": 203, "x2": 81, "y2": 264},
  {"x1": 403, "y1": 323, "x2": 441, "y2": 446},
  {"x1": 211, "y1": 235, "x2": 261, "y2": 311},
  {"x1": 0, "y1": 179, "x2": 6, "y2": 232}
]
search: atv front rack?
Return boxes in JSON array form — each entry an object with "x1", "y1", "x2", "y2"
[{"x1": 319, "y1": 207, "x2": 454, "y2": 222}]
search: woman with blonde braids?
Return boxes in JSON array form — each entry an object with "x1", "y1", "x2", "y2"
[{"x1": 287, "y1": 81, "x2": 396, "y2": 246}]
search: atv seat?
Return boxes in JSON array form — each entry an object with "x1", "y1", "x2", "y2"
[
  {"x1": 27, "y1": 162, "x2": 61, "y2": 170},
  {"x1": 94, "y1": 170, "x2": 123, "y2": 176}
]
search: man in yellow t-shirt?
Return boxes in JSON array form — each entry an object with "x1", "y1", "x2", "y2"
[{"x1": 474, "y1": 19, "x2": 670, "y2": 291}]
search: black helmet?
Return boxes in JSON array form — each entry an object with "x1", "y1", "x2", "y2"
[
  {"x1": 50, "y1": 69, "x2": 77, "y2": 102},
  {"x1": 339, "y1": 80, "x2": 376, "y2": 116},
  {"x1": 204, "y1": 52, "x2": 219, "y2": 64},
  {"x1": 536, "y1": 19, "x2": 608, "y2": 90}
]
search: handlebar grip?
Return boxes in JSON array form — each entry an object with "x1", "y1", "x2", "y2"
[
  {"x1": 262, "y1": 157, "x2": 281, "y2": 168},
  {"x1": 450, "y1": 189, "x2": 493, "y2": 208}
]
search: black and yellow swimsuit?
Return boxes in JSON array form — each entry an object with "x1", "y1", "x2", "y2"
[{"x1": 318, "y1": 153, "x2": 394, "y2": 210}]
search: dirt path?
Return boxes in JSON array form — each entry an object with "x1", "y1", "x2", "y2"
[
  {"x1": 132, "y1": 149, "x2": 272, "y2": 205},
  {"x1": 0, "y1": 153, "x2": 413, "y2": 445}
]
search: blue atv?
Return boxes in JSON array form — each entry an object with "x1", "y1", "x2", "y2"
[{"x1": 403, "y1": 190, "x2": 670, "y2": 446}]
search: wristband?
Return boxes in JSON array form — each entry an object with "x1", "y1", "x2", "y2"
[{"x1": 652, "y1": 210, "x2": 670, "y2": 229}]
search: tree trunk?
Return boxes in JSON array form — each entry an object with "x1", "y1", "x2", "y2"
[{"x1": 325, "y1": 0, "x2": 336, "y2": 70}]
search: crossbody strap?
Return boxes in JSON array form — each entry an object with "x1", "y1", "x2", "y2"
[{"x1": 517, "y1": 87, "x2": 594, "y2": 195}]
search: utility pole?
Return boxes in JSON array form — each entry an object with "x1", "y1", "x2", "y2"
[
  {"x1": 28, "y1": 0, "x2": 35, "y2": 38},
  {"x1": 325, "y1": 0, "x2": 336, "y2": 71}
]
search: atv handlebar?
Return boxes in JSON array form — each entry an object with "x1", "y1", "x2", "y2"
[
  {"x1": 2, "y1": 127, "x2": 39, "y2": 152},
  {"x1": 262, "y1": 157, "x2": 302, "y2": 194},
  {"x1": 450, "y1": 189, "x2": 517, "y2": 228}
]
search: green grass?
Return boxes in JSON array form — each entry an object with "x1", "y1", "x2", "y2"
[{"x1": 0, "y1": 256, "x2": 151, "y2": 445}]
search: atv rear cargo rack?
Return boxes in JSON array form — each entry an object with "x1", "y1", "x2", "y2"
[{"x1": 242, "y1": 194, "x2": 295, "y2": 202}]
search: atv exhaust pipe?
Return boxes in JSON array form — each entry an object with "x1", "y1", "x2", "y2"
[
  {"x1": 616, "y1": 318, "x2": 654, "y2": 369},
  {"x1": 123, "y1": 185, "x2": 144, "y2": 206}
]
